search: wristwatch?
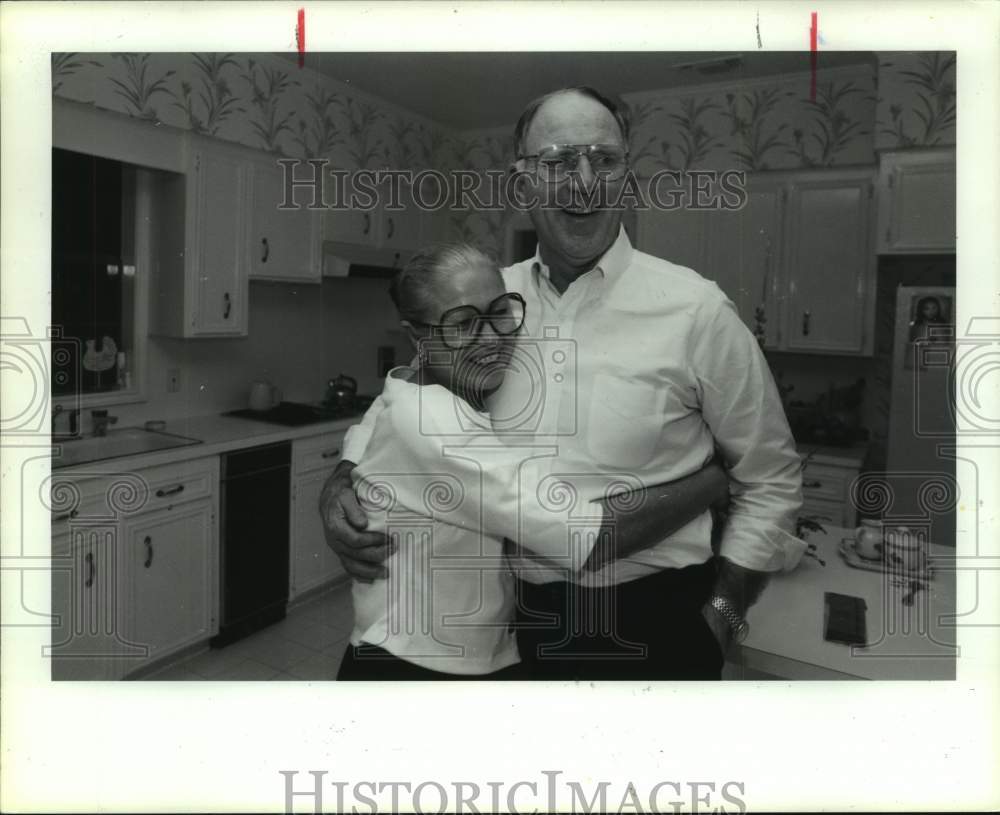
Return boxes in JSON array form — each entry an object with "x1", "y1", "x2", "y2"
[{"x1": 709, "y1": 595, "x2": 750, "y2": 643}]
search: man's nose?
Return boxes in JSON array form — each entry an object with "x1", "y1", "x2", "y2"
[{"x1": 571, "y1": 154, "x2": 597, "y2": 189}]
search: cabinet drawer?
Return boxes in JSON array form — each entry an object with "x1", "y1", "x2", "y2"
[
  {"x1": 800, "y1": 463, "x2": 849, "y2": 502},
  {"x1": 50, "y1": 473, "x2": 115, "y2": 531},
  {"x1": 135, "y1": 458, "x2": 217, "y2": 514},
  {"x1": 294, "y1": 432, "x2": 347, "y2": 475}
]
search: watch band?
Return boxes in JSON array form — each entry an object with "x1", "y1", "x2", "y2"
[{"x1": 709, "y1": 595, "x2": 749, "y2": 642}]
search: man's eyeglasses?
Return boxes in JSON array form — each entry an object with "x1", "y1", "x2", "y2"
[
  {"x1": 517, "y1": 143, "x2": 630, "y2": 182},
  {"x1": 408, "y1": 292, "x2": 526, "y2": 350}
]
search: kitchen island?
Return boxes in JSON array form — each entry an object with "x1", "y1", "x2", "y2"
[{"x1": 725, "y1": 524, "x2": 957, "y2": 680}]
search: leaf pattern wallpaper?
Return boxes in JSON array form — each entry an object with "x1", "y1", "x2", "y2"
[{"x1": 52, "y1": 52, "x2": 954, "y2": 253}]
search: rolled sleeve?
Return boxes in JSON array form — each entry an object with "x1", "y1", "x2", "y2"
[{"x1": 691, "y1": 297, "x2": 804, "y2": 572}]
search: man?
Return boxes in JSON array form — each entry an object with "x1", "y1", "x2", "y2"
[{"x1": 321, "y1": 86, "x2": 803, "y2": 679}]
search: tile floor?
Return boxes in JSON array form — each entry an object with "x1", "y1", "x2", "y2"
[{"x1": 146, "y1": 583, "x2": 354, "y2": 681}]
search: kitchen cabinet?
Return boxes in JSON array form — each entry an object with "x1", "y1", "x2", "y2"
[
  {"x1": 49, "y1": 457, "x2": 219, "y2": 679},
  {"x1": 783, "y1": 171, "x2": 875, "y2": 354},
  {"x1": 634, "y1": 168, "x2": 875, "y2": 355},
  {"x1": 290, "y1": 431, "x2": 348, "y2": 602},
  {"x1": 50, "y1": 527, "x2": 128, "y2": 680},
  {"x1": 799, "y1": 455, "x2": 864, "y2": 529},
  {"x1": 876, "y1": 148, "x2": 956, "y2": 254},
  {"x1": 248, "y1": 156, "x2": 323, "y2": 283},
  {"x1": 323, "y1": 175, "x2": 422, "y2": 255},
  {"x1": 122, "y1": 501, "x2": 215, "y2": 671},
  {"x1": 150, "y1": 135, "x2": 252, "y2": 337}
]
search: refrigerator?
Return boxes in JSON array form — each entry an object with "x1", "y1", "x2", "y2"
[{"x1": 884, "y1": 285, "x2": 956, "y2": 547}]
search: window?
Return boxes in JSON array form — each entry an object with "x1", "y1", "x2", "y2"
[{"x1": 51, "y1": 148, "x2": 144, "y2": 403}]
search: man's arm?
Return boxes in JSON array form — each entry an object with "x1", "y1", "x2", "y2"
[
  {"x1": 689, "y1": 296, "x2": 805, "y2": 648},
  {"x1": 582, "y1": 459, "x2": 729, "y2": 572},
  {"x1": 318, "y1": 393, "x2": 390, "y2": 581}
]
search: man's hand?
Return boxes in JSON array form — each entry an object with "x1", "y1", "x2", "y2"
[{"x1": 319, "y1": 460, "x2": 393, "y2": 582}]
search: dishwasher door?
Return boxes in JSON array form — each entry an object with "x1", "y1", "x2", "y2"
[{"x1": 213, "y1": 441, "x2": 291, "y2": 647}]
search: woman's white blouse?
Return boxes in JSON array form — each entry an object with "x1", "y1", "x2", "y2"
[{"x1": 349, "y1": 369, "x2": 604, "y2": 675}]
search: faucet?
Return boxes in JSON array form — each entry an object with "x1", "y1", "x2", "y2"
[{"x1": 91, "y1": 409, "x2": 118, "y2": 437}]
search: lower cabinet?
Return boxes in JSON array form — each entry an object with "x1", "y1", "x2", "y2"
[
  {"x1": 799, "y1": 458, "x2": 863, "y2": 529},
  {"x1": 289, "y1": 432, "x2": 348, "y2": 602},
  {"x1": 121, "y1": 501, "x2": 215, "y2": 673}
]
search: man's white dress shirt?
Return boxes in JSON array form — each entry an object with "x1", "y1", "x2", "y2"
[{"x1": 344, "y1": 228, "x2": 804, "y2": 588}]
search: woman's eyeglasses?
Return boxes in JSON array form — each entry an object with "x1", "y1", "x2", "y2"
[
  {"x1": 517, "y1": 143, "x2": 630, "y2": 182},
  {"x1": 409, "y1": 292, "x2": 526, "y2": 350}
]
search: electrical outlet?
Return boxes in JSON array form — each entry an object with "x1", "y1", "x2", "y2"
[{"x1": 166, "y1": 368, "x2": 181, "y2": 393}]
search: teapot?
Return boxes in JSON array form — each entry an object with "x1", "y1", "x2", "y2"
[
  {"x1": 324, "y1": 374, "x2": 358, "y2": 411},
  {"x1": 248, "y1": 380, "x2": 282, "y2": 411}
]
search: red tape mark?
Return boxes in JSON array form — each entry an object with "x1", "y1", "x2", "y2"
[
  {"x1": 809, "y1": 12, "x2": 818, "y2": 101},
  {"x1": 297, "y1": 8, "x2": 306, "y2": 68}
]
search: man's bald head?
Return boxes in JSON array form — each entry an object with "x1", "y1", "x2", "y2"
[{"x1": 513, "y1": 86, "x2": 630, "y2": 156}]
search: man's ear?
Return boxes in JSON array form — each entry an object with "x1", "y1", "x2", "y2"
[{"x1": 399, "y1": 320, "x2": 421, "y2": 353}]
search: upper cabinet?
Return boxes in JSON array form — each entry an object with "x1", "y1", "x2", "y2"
[
  {"x1": 782, "y1": 171, "x2": 875, "y2": 354},
  {"x1": 876, "y1": 148, "x2": 956, "y2": 254},
  {"x1": 323, "y1": 176, "x2": 423, "y2": 256},
  {"x1": 150, "y1": 135, "x2": 252, "y2": 338},
  {"x1": 247, "y1": 157, "x2": 322, "y2": 283},
  {"x1": 634, "y1": 167, "x2": 875, "y2": 356}
]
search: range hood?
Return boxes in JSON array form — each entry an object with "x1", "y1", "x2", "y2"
[{"x1": 322, "y1": 241, "x2": 409, "y2": 279}]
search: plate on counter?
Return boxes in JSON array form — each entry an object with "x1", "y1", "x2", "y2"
[{"x1": 838, "y1": 538, "x2": 935, "y2": 581}]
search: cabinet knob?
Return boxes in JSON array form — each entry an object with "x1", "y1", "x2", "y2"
[
  {"x1": 261, "y1": 237, "x2": 270, "y2": 263},
  {"x1": 321, "y1": 448, "x2": 341, "y2": 459},
  {"x1": 802, "y1": 310, "x2": 811, "y2": 337},
  {"x1": 84, "y1": 552, "x2": 95, "y2": 588},
  {"x1": 144, "y1": 535, "x2": 154, "y2": 569},
  {"x1": 386, "y1": 216, "x2": 395, "y2": 240},
  {"x1": 803, "y1": 479, "x2": 822, "y2": 489},
  {"x1": 223, "y1": 292, "x2": 232, "y2": 320},
  {"x1": 362, "y1": 212, "x2": 371, "y2": 236},
  {"x1": 155, "y1": 484, "x2": 185, "y2": 498}
]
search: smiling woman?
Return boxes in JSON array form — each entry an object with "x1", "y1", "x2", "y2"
[{"x1": 51, "y1": 148, "x2": 144, "y2": 403}]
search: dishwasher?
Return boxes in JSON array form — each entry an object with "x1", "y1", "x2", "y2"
[{"x1": 212, "y1": 441, "x2": 291, "y2": 648}]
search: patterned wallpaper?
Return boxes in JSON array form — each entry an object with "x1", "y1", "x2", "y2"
[
  {"x1": 875, "y1": 52, "x2": 956, "y2": 149},
  {"x1": 51, "y1": 52, "x2": 453, "y2": 170},
  {"x1": 52, "y1": 52, "x2": 956, "y2": 256}
]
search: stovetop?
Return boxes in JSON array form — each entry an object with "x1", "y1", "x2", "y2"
[{"x1": 223, "y1": 400, "x2": 370, "y2": 427}]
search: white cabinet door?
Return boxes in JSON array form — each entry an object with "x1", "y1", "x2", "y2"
[
  {"x1": 248, "y1": 158, "x2": 321, "y2": 282},
  {"x1": 381, "y1": 177, "x2": 422, "y2": 254},
  {"x1": 703, "y1": 181, "x2": 784, "y2": 348},
  {"x1": 50, "y1": 528, "x2": 131, "y2": 680},
  {"x1": 784, "y1": 174, "x2": 874, "y2": 354},
  {"x1": 187, "y1": 141, "x2": 251, "y2": 335},
  {"x1": 323, "y1": 201, "x2": 378, "y2": 245},
  {"x1": 122, "y1": 502, "x2": 214, "y2": 674},
  {"x1": 878, "y1": 149, "x2": 956, "y2": 254},
  {"x1": 290, "y1": 470, "x2": 347, "y2": 601}
]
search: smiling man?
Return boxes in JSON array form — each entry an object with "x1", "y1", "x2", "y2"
[{"x1": 322, "y1": 86, "x2": 804, "y2": 680}]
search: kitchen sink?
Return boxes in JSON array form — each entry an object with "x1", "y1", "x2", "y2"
[{"x1": 52, "y1": 427, "x2": 202, "y2": 469}]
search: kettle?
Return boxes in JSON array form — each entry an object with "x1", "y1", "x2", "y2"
[
  {"x1": 324, "y1": 374, "x2": 357, "y2": 411},
  {"x1": 249, "y1": 380, "x2": 282, "y2": 411}
]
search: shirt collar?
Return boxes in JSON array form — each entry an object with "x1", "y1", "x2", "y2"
[{"x1": 530, "y1": 225, "x2": 634, "y2": 287}]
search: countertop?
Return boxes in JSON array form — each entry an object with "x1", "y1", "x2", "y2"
[
  {"x1": 52, "y1": 412, "x2": 360, "y2": 476},
  {"x1": 735, "y1": 525, "x2": 956, "y2": 680},
  {"x1": 795, "y1": 442, "x2": 869, "y2": 469}
]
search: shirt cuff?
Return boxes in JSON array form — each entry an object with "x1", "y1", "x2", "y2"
[{"x1": 718, "y1": 520, "x2": 806, "y2": 572}]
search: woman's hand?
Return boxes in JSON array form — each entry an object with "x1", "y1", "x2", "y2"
[{"x1": 319, "y1": 460, "x2": 393, "y2": 582}]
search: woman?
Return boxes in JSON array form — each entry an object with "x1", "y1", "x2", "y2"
[{"x1": 337, "y1": 244, "x2": 727, "y2": 680}]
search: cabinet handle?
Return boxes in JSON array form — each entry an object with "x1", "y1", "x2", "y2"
[
  {"x1": 321, "y1": 448, "x2": 341, "y2": 459},
  {"x1": 362, "y1": 212, "x2": 371, "y2": 236},
  {"x1": 261, "y1": 237, "x2": 270, "y2": 263},
  {"x1": 803, "y1": 479, "x2": 822, "y2": 489},
  {"x1": 54, "y1": 509, "x2": 79, "y2": 522},
  {"x1": 144, "y1": 535, "x2": 154, "y2": 569},
  {"x1": 84, "y1": 552, "x2": 95, "y2": 588},
  {"x1": 802, "y1": 310, "x2": 811, "y2": 336},
  {"x1": 386, "y1": 216, "x2": 395, "y2": 240},
  {"x1": 223, "y1": 292, "x2": 232, "y2": 320},
  {"x1": 155, "y1": 484, "x2": 185, "y2": 498}
]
